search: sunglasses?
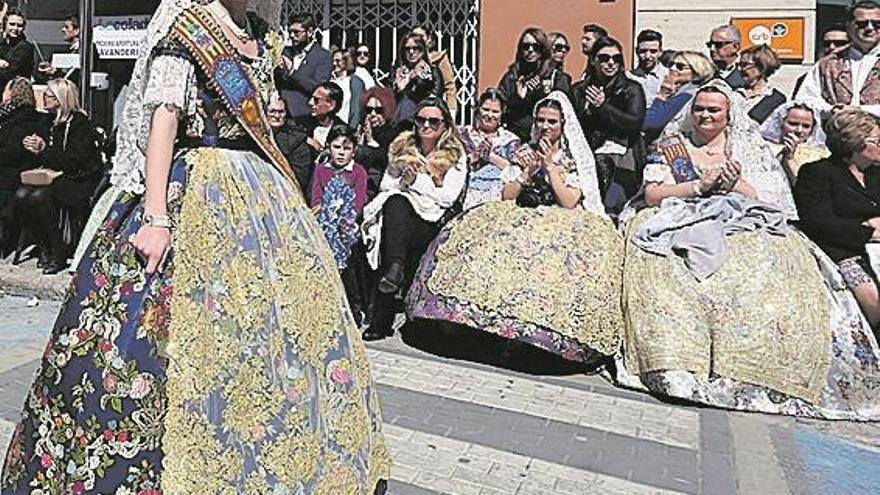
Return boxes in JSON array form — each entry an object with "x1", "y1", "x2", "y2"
[
  {"x1": 356, "y1": 49, "x2": 370, "y2": 56},
  {"x1": 405, "y1": 45, "x2": 423, "y2": 52},
  {"x1": 671, "y1": 61, "x2": 692, "y2": 71},
  {"x1": 595, "y1": 53, "x2": 624, "y2": 64},
  {"x1": 365, "y1": 105, "x2": 384, "y2": 115},
  {"x1": 552, "y1": 44, "x2": 570, "y2": 53},
  {"x1": 705, "y1": 40, "x2": 734, "y2": 49},
  {"x1": 520, "y1": 42, "x2": 541, "y2": 52},
  {"x1": 854, "y1": 19, "x2": 880, "y2": 31},
  {"x1": 415, "y1": 116, "x2": 444, "y2": 129},
  {"x1": 823, "y1": 39, "x2": 849, "y2": 48}
]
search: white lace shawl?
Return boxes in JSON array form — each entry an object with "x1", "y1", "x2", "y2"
[
  {"x1": 531, "y1": 91, "x2": 604, "y2": 215},
  {"x1": 658, "y1": 80, "x2": 799, "y2": 220},
  {"x1": 111, "y1": 0, "x2": 283, "y2": 194}
]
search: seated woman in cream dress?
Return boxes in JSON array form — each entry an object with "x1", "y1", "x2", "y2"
[
  {"x1": 614, "y1": 80, "x2": 880, "y2": 420},
  {"x1": 407, "y1": 91, "x2": 624, "y2": 363}
]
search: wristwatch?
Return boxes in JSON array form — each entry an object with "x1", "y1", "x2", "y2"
[{"x1": 143, "y1": 212, "x2": 172, "y2": 229}]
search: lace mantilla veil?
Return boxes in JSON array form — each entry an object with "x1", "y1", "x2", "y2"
[
  {"x1": 531, "y1": 90, "x2": 604, "y2": 215},
  {"x1": 111, "y1": 0, "x2": 284, "y2": 194}
]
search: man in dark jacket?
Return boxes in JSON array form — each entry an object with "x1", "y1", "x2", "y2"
[
  {"x1": 706, "y1": 24, "x2": 745, "y2": 89},
  {"x1": 267, "y1": 97, "x2": 312, "y2": 199},
  {"x1": 275, "y1": 14, "x2": 332, "y2": 118},
  {"x1": 0, "y1": 9, "x2": 35, "y2": 89}
]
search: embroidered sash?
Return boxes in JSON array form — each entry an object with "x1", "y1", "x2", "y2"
[
  {"x1": 818, "y1": 52, "x2": 880, "y2": 107},
  {"x1": 659, "y1": 135, "x2": 699, "y2": 183},
  {"x1": 171, "y1": 7, "x2": 296, "y2": 183}
]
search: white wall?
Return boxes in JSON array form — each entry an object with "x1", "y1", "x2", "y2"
[{"x1": 636, "y1": 0, "x2": 816, "y2": 95}]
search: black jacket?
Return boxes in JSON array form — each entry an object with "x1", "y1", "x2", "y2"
[
  {"x1": 498, "y1": 65, "x2": 569, "y2": 141},
  {"x1": 723, "y1": 66, "x2": 747, "y2": 90},
  {"x1": 0, "y1": 36, "x2": 34, "y2": 89},
  {"x1": 392, "y1": 63, "x2": 444, "y2": 125},
  {"x1": 355, "y1": 123, "x2": 400, "y2": 200},
  {"x1": 275, "y1": 43, "x2": 332, "y2": 118},
  {"x1": 794, "y1": 157, "x2": 880, "y2": 262},
  {"x1": 746, "y1": 88, "x2": 787, "y2": 125},
  {"x1": 274, "y1": 122, "x2": 313, "y2": 199},
  {"x1": 0, "y1": 105, "x2": 43, "y2": 192},
  {"x1": 571, "y1": 73, "x2": 646, "y2": 153},
  {"x1": 41, "y1": 112, "x2": 102, "y2": 207}
]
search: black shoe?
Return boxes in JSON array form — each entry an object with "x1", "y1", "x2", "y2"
[
  {"x1": 361, "y1": 326, "x2": 392, "y2": 341},
  {"x1": 37, "y1": 252, "x2": 50, "y2": 269},
  {"x1": 42, "y1": 260, "x2": 68, "y2": 275},
  {"x1": 377, "y1": 262, "x2": 404, "y2": 295}
]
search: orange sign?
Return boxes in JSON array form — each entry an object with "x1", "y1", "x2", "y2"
[{"x1": 731, "y1": 17, "x2": 805, "y2": 61}]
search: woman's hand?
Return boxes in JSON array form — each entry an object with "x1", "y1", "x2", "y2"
[
  {"x1": 395, "y1": 68, "x2": 411, "y2": 91},
  {"x1": 781, "y1": 133, "x2": 800, "y2": 157},
  {"x1": 584, "y1": 85, "x2": 606, "y2": 108},
  {"x1": 132, "y1": 224, "x2": 171, "y2": 274},
  {"x1": 718, "y1": 160, "x2": 742, "y2": 192},
  {"x1": 696, "y1": 167, "x2": 723, "y2": 195},
  {"x1": 22, "y1": 134, "x2": 46, "y2": 155}
]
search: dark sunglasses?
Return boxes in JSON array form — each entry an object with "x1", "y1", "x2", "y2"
[
  {"x1": 552, "y1": 44, "x2": 570, "y2": 53},
  {"x1": 365, "y1": 105, "x2": 384, "y2": 115},
  {"x1": 404, "y1": 45, "x2": 423, "y2": 52},
  {"x1": 823, "y1": 39, "x2": 849, "y2": 48},
  {"x1": 520, "y1": 42, "x2": 541, "y2": 52},
  {"x1": 854, "y1": 19, "x2": 880, "y2": 31},
  {"x1": 705, "y1": 40, "x2": 734, "y2": 49},
  {"x1": 415, "y1": 116, "x2": 444, "y2": 129},
  {"x1": 596, "y1": 53, "x2": 624, "y2": 64},
  {"x1": 671, "y1": 61, "x2": 692, "y2": 71},
  {"x1": 356, "y1": 49, "x2": 370, "y2": 56}
]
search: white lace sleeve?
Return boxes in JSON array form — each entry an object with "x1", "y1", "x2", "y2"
[
  {"x1": 500, "y1": 165, "x2": 523, "y2": 185},
  {"x1": 643, "y1": 163, "x2": 674, "y2": 185},
  {"x1": 143, "y1": 55, "x2": 197, "y2": 117}
]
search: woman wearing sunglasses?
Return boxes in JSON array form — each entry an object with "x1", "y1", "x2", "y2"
[
  {"x1": 498, "y1": 27, "x2": 565, "y2": 141},
  {"x1": 572, "y1": 36, "x2": 646, "y2": 209},
  {"x1": 548, "y1": 32, "x2": 573, "y2": 94},
  {"x1": 391, "y1": 32, "x2": 443, "y2": 127},
  {"x1": 350, "y1": 43, "x2": 377, "y2": 90},
  {"x1": 642, "y1": 50, "x2": 716, "y2": 144},
  {"x1": 407, "y1": 91, "x2": 624, "y2": 366},
  {"x1": 361, "y1": 97, "x2": 467, "y2": 341},
  {"x1": 355, "y1": 87, "x2": 399, "y2": 201}
]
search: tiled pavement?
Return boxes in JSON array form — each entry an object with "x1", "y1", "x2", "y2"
[{"x1": 1, "y1": 294, "x2": 880, "y2": 494}]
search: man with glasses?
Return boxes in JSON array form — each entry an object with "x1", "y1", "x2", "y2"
[
  {"x1": 0, "y1": 9, "x2": 34, "y2": 90},
  {"x1": 267, "y1": 97, "x2": 313, "y2": 198},
  {"x1": 796, "y1": 2, "x2": 880, "y2": 116},
  {"x1": 706, "y1": 24, "x2": 745, "y2": 89},
  {"x1": 628, "y1": 29, "x2": 668, "y2": 106},
  {"x1": 792, "y1": 24, "x2": 850, "y2": 96},
  {"x1": 275, "y1": 13, "x2": 332, "y2": 118}
]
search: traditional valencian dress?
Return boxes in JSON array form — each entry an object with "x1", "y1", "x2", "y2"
[
  {"x1": 408, "y1": 92, "x2": 625, "y2": 363},
  {"x1": 457, "y1": 124, "x2": 520, "y2": 210},
  {"x1": 614, "y1": 80, "x2": 880, "y2": 420},
  {"x1": 0, "y1": 1, "x2": 391, "y2": 493}
]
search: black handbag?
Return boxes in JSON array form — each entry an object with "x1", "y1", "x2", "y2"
[{"x1": 516, "y1": 173, "x2": 556, "y2": 208}]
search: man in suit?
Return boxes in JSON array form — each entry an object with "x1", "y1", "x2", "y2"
[
  {"x1": 36, "y1": 14, "x2": 81, "y2": 83},
  {"x1": 0, "y1": 9, "x2": 35, "y2": 89},
  {"x1": 706, "y1": 24, "x2": 745, "y2": 89},
  {"x1": 275, "y1": 14, "x2": 332, "y2": 118}
]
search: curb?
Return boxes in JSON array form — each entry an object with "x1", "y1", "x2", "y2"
[{"x1": 0, "y1": 261, "x2": 71, "y2": 301}]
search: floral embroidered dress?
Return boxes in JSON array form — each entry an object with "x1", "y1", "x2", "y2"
[
  {"x1": 408, "y1": 92, "x2": 625, "y2": 363},
  {"x1": 1, "y1": 2, "x2": 391, "y2": 494},
  {"x1": 458, "y1": 125, "x2": 520, "y2": 210},
  {"x1": 613, "y1": 81, "x2": 880, "y2": 420}
]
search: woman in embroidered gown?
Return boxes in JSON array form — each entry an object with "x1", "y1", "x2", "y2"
[
  {"x1": 0, "y1": 1, "x2": 391, "y2": 493},
  {"x1": 459, "y1": 88, "x2": 520, "y2": 210},
  {"x1": 408, "y1": 91, "x2": 624, "y2": 363},
  {"x1": 614, "y1": 80, "x2": 880, "y2": 420}
]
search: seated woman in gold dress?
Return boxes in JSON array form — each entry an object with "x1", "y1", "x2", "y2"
[
  {"x1": 614, "y1": 80, "x2": 880, "y2": 420},
  {"x1": 407, "y1": 91, "x2": 624, "y2": 364}
]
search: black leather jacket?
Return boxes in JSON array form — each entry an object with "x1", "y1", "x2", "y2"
[{"x1": 571, "y1": 73, "x2": 646, "y2": 151}]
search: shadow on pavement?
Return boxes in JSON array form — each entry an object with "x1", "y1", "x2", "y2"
[{"x1": 398, "y1": 318, "x2": 595, "y2": 377}]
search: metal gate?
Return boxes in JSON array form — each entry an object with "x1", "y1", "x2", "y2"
[{"x1": 281, "y1": 0, "x2": 480, "y2": 125}]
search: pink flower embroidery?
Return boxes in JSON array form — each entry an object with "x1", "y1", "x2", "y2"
[
  {"x1": 40, "y1": 454, "x2": 53, "y2": 468},
  {"x1": 102, "y1": 429, "x2": 114, "y2": 441},
  {"x1": 129, "y1": 374, "x2": 152, "y2": 400},
  {"x1": 95, "y1": 273, "x2": 108, "y2": 288},
  {"x1": 99, "y1": 339, "x2": 113, "y2": 353},
  {"x1": 72, "y1": 481, "x2": 86, "y2": 495},
  {"x1": 102, "y1": 374, "x2": 118, "y2": 393}
]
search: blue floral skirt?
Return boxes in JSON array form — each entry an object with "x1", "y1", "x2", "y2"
[{"x1": 1, "y1": 148, "x2": 390, "y2": 494}]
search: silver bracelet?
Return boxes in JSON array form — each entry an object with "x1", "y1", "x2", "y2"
[{"x1": 143, "y1": 212, "x2": 172, "y2": 229}]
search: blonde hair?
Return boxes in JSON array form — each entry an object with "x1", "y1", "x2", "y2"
[
  {"x1": 741, "y1": 43, "x2": 781, "y2": 79},
  {"x1": 46, "y1": 78, "x2": 83, "y2": 125},
  {"x1": 673, "y1": 51, "x2": 717, "y2": 85},
  {"x1": 824, "y1": 108, "x2": 879, "y2": 160}
]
